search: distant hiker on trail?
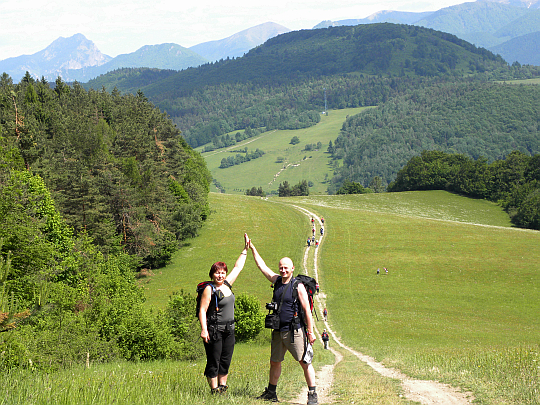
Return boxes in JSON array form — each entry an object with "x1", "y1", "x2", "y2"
[
  {"x1": 248, "y1": 237, "x2": 318, "y2": 405},
  {"x1": 321, "y1": 217, "x2": 324, "y2": 225},
  {"x1": 315, "y1": 239, "x2": 319, "y2": 248},
  {"x1": 307, "y1": 238, "x2": 311, "y2": 247},
  {"x1": 311, "y1": 236, "x2": 315, "y2": 244},
  {"x1": 312, "y1": 227, "x2": 316, "y2": 236},
  {"x1": 198, "y1": 234, "x2": 249, "y2": 395},
  {"x1": 323, "y1": 308, "x2": 328, "y2": 322},
  {"x1": 311, "y1": 217, "x2": 315, "y2": 225},
  {"x1": 321, "y1": 330, "x2": 329, "y2": 349},
  {"x1": 320, "y1": 227, "x2": 324, "y2": 236},
  {"x1": 377, "y1": 268, "x2": 380, "y2": 275}
]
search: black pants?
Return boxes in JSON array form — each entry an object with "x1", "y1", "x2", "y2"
[{"x1": 203, "y1": 327, "x2": 235, "y2": 378}]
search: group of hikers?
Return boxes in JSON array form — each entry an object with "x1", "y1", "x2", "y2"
[
  {"x1": 308, "y1": 217, "x2": 324, "y2": 247},
  {"x1": 198, "y1": 233, "x2": 320, "y2": 404}
]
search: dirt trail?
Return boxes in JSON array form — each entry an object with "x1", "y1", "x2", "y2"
[{"x1": 289, "y1": 205, "x2": 474, "y2": 405}]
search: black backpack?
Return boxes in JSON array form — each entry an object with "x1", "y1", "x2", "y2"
[
  {"x1": 293, "y1": 274, "x2": 318, "y2": 322},
  {"x1": 195, "y1": 280, "x2": 232, "y2": 322}
]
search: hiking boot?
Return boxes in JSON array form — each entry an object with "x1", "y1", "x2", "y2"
[
  {"x1": 307, "y1": 390, "x2": 318, "y2": 405},
  {"x1": 211, "y1": 387, "x2": 220, "y2": 395},
  {"x1": 256, "y1": 387, "x2": 279, "y2": 402},
  {"x1": 218, "y1": 384, "x2": 228, "y2": 394}
]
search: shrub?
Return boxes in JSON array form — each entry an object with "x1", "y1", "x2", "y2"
[
  {"x1": 234, "y1": 293, "x2": 264, "y2": 342},
  {"x1": 164, "y1": 290, "x2": 204, "y2": 360}
]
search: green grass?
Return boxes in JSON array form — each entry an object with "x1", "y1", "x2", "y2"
[
  {"x1": 141, "y1": 193, "x2": 308, "y2": 309},
  {"x1": 198, "y1": 107, "x2": 368, "y2": 195},
  {"x1": 145, "y1": 190, "x2": 539, "y2": 403},
  {"x1": 291, "y1": 193, "x2": 540, "y2": 404},
  {"x1": 7, "y1": 190, "x2": 539, "y2": 404},
  {"x1": 1, "y1": 342, "x2": 319, "y2": 405},
  {"x1": 287, "y1": 190, "x2": 513, "y2": 227}
]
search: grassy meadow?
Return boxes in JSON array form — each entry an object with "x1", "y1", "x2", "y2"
[
  {"x1": 197, "y1": 107, "x2": 368, "y2": 195},
  {"x1": 144, "y1": 191, "x2": 539, "y2": 404},
  {"x1": 281, "y1": 192, "x2": 540, "y2": 404},
  {"x1": 5, "y1": 191, "x2": 539, "y2": 404}
]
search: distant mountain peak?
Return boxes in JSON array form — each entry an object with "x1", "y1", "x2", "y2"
[
  {"x1": 0, "y1": 33, "x2": 111, "y2": 82},
  {"x1": 39, "y1": 33, "x2": 110, "y2": 69},
  {"x1": 190, "y1": 22, "x2": 291, "y2": 61}
]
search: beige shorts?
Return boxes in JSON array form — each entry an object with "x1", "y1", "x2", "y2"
[{"x1": 270, "y1": 328, "x2": 305, "y2": 362}]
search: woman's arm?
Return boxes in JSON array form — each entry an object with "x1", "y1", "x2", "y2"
[
  {"x1": 199, "y1": 285, "x2": 212, "y2": 343},
  {"x1": 226, "y1": 233, "x2": 249, "y2": 285}
]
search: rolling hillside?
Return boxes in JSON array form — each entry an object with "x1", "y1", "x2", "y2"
[
  {"x1": 144, "y1": 190, "x2": 539, "y2": 404},
  {"x1": 123, "y1": 23, "x2": 504, "y2": 98},
  {"x1": 317, "y1": 0, "x2": 540, "y2": 65},
  {"x1": 62, "y1": 43, "x2": 208, "y2": 82},
  {"x1": 83, "y1": 23, "x2": 513, "y2": 153},
  {"x1": 199, "y1": 107, "x2": 367, "y2": 195}
]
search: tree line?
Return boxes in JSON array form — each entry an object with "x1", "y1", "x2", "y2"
[
  {"x1": 82, "y1": 23, "x2": 540, "y2": 152},
  {"x1": 219, "y1": 148, "x2": 265, "y2": 168}
]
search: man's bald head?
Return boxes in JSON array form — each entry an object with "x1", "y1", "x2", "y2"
[{"x1": 278, "y1": 257, "x2": 294, "y2": 282}]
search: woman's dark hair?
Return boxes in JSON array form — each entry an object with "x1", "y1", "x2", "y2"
[{"x1": 209, "y1": 261, "x2": 228, "y2": 278}]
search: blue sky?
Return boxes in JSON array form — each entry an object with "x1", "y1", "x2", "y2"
[{"x1": 0, "y1": 0, "x2": 468, "y2": 61}]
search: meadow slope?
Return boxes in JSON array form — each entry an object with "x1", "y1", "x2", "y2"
[
  {"x1": 198, "y1": 107, "x2": 368, "y2": 195},
  {"x1": 144, "y1": 191, "x2": 540, "y2": 404}
]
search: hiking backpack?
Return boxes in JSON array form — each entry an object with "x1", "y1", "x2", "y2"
[
  {"x1": 293, "y1": 274, "x2": 319, "y2": 322},
  {"x1": 195, "y1": 280, "x2": 232, "y2": 321}
]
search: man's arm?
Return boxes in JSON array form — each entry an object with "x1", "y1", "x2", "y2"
[
  {"x1": 297, "y1": 283, "x2": 316, "y2": 344},
  {"x1": 249, "y1": 240, "x2": 278, "y2": 284}
]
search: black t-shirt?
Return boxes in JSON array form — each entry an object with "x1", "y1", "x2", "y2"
[{"x1": 273, "y1": 277, "x2": 300, "y2": 331}]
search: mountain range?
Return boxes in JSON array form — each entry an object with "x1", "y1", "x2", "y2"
[
  {"x1": 1, "y1": 0, "x2": 539, "y2": 83},
  {"x1": 316, "y1": 0, "x2": 540, "y2": 65}
]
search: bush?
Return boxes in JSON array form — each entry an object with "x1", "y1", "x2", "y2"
[
  {"x1": 234, "y1": 293, "x2": 264, "y2": 342},
  {"x1": 164, "y1": 291, "x2": 204, "y2": 360}
]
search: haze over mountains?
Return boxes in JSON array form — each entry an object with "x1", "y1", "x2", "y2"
[{"x1": 1, "y1": 0, "x2": 539, "y2": 83}]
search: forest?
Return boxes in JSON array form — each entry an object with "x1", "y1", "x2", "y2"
[
  {"x1": 1, "y1": 73, "x2": 212, "y2": 268},
  {"x1": 84, "y1": 23, "x2": 538, "y2": 150},
  {"x1": 328, "y1": 80, "x2": 540, "y2": 192},
  {"x1": 0, "y1": 73, "x2": 265, "y2": 369}
]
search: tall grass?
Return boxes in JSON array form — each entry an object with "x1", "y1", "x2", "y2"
[{"x1": 1, "y1": 342, "x2": 314, "y2": 405}]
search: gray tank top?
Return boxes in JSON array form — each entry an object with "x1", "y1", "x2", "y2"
[{"x1": 216, "y1": 293, "x2": 235, "y2": 330}]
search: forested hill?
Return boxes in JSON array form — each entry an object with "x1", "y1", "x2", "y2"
[
  {"x1": 83, "y1": 23, "x2": 514, "y2": 148},
  {"x1": 88, "y1": 23, "x2": 505, "y2": 97},
  {"x1": 1, "y1": 76, "x2": 211, "y2": 269},
  {"x1": 327, "y1": 81, "x2": 540, "y2": 192}
]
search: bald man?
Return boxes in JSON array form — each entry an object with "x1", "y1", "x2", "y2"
[{"x1": 248, "y1": 237, "x2": 318, "y2": 405}]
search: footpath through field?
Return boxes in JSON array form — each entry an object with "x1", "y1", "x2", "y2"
[{"x1": 288, "y1": 204, "x2": 474, "y2": 405}]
